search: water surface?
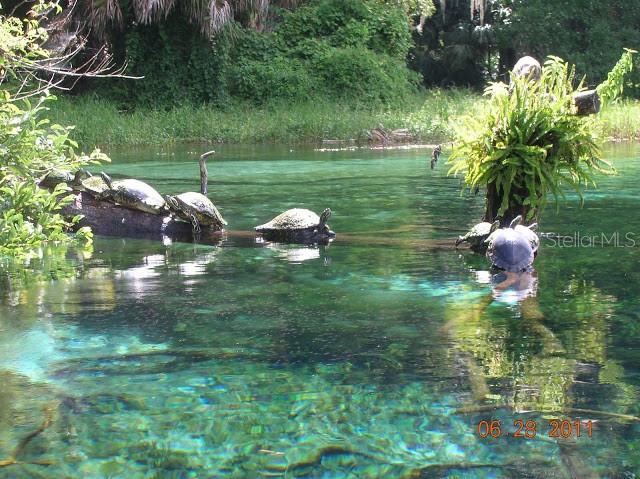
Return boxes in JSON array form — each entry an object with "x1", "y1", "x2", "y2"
[{"x1": 1, "y1": 143, "x2": 639, "y2": 478}]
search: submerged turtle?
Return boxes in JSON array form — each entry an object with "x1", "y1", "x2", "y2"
[
  {"x1": 165, "y1": 192, "x2": 227, "y2": 232},
  {"x1": 255, "y1": 208, "x2": 335, "y2": 243},
  {"x1": 99, "y1": 173, "x2": 166, "y2": 215},
  {"x1": 455, "y1": 220, "x2": 500, "y2": 253},
  {"x1": 486, "y1": 217, "x2": 537, "y2": 272}
]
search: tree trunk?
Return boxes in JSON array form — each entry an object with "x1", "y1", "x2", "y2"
[
  {"x1": 573, "y1": 89, "x2": 600, "y2": 116},
  {"x1": 483, "y1": 181, "x2": 537, "y2": 226}
]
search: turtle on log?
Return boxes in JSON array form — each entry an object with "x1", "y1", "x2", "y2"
[
  {"x1": 255, "y1": 208, "x2": 335, "y2": 243},
  {"x1": 165, "y1": 192, "x2": 227, "y2": 233},
  {"x1": 455, "y1": 220, "x2": 500, "y2": 253},
  {"x1": 485, "y1": 216, "x2": 539, "y2": 272},
  {"x1": 99, "y1": 173, "x2": 166, "y2": 215}
]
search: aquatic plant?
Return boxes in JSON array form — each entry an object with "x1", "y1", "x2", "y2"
[{"x1": 448, "y1": 50, "x2": 636, "y2": 224}]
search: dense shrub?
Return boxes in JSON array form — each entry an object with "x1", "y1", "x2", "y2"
[
  {"x1": 312, "y1": 47, "x2": 420, "y2": 102},
  {"x1": 103, "y1": 14, "x2": 231, "y2": 108},
  {"x1": 95, "y1": 0, "x2": 418, "y2": 107},
  {"x1": 231, "y1": 56, "x2": 315, "y2": 103},
  {"x1": 276, "y1": 0, "x2": 412, "y2": 59}
]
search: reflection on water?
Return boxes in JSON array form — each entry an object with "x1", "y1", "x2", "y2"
[{"x1": 1, "y1": 144, "x2": 640, "y2": 477}]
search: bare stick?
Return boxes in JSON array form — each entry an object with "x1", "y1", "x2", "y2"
[{"x1": 199, "y1": 151, "x2": 215, "y2": 195}]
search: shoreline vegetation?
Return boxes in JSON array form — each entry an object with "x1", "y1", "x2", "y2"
[{"x1": 47, "y1": 90, "x2": 640, "y2": 148}]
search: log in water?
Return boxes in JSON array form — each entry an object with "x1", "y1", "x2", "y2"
[{"x1": 63, "y1": 191, "x2": 224, "y2": 245}]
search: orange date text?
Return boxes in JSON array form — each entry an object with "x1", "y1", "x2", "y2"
[{"x1": 476, "y1": 419, "x2": 593, "y2": 439}]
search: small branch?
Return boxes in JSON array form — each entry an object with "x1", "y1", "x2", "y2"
[{"x1": 0, "y1": 403, "x2": 57, "y2": 469}]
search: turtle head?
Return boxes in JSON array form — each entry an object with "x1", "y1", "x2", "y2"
[
  {"x1": 509, "y1": 215, "x2": 523, "y2": 229},
  {"x1": 164, "y1": 195, "x2": 179, "y2": 211},
  {"x1": 100, "y1": 172, "x2": 113, "y2": 188},
  {"x1": 455, "y1": 235, "x2": 465, "y2": 247},
  {"x1": 314, "y1": 208, "x2": 335, "y2": 240},
  {"x1": 72, "y1": 169, "x2": 92, "y2": 185}
]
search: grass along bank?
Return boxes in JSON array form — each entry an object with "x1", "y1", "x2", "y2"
[
  {"x1": 46, "y1": 90, "x2": 640, "y2": 148},
  {"x1": 45, "y1": 90, "x2": 478, "y2": 148}
]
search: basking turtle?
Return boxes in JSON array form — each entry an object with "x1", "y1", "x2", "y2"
[
  {"x1": 505, "y1": 215, "x2": 540, "y2": 252},
  {"x1": 486, "y1": 217, "x2": 536, "y2": 272},
  {"x1": 255, "y1": 208, "x2": 335, "y2": 243},
  {"x1": 165, "y1": 192, "x2": 227, "y2": 232},
  {"x1": 39, "y1": 168, "x2": 91, "y2": 190},
  {"x1": 99, "y1": 173, "x2": 166, "y2": 215},
  {"x1": 455, "y1": 220, "x2": 500, "y2": 253},
  {"x1": 77, "y1": 173, "x2": 110, "y2": 197},
  {"x1": 486, "y1": 228, "x2": 535, "y2": 273}
]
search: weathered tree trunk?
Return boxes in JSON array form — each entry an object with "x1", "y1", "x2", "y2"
[
  {"x1": 483, "y1": 182, "x2": 537, "y2": 226},
  {"x1": 573, "y1": 89, "x2": 601, "y2": 116}
]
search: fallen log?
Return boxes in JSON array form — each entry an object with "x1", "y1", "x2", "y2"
[{"x1": 62, "y1": 191, "x2": 224, "y2": 245}]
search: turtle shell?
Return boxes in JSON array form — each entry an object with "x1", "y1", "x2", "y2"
[
  {"x1": 109, "y1": 179, "x2": 166, "y2": 215},
  {"x1": 170, "y1": 192, "x2": 227, "y2": 227},
  {"x1": 80, "y1": 175, "x2": 109, "y2": 196},
  {"x1": 486, "y1": 228, "x2": 534, "y2": 272},
  {"x1": 39, "y1": 170, "x2": 73, "y2": 189},
  {"x1": 514, "y1": 224, "x2": 539, "y2": 252},
  {"x1": 255, "y1": 209, "x2": 321, "y2": 232},
  {"x1": 457, "y1": 221, "x2": 499, "y2": 249}
]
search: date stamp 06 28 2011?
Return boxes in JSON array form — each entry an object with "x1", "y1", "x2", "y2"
[{"x1": 476, "y1": 419, "x2": 593, "y2": 439}]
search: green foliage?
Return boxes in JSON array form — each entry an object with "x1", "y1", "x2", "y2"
[
  {"x1": 0, "y1": 3, "x2": 107, "y2": 256},
  {"x1": 232, "y1": 56, "x2": 314, "y2": 103},
  {"x1": 45, "y1": 89, "x2": 477, "y2": 146},
  {"x1": 312, "y1": 48, "x2": 420, "y2": 102},
  {"x1": 496, "y1": 0, "x2": 640, "y2": 97},
  {"x1": 448, "y1": 56, "x2": 621, "y2": 220},
  {"x1": 597, "y1": 49, "x2": 638, "y2": 106},
  {"x1": 276, "y1": 0, "x2": 413, "y2": 59},
  {"x1": 100, "y1": 0, "x2": 419, "y2": 107},
  {"x1": 107, "y1": 15, "x2": 231, "y2": 108}
]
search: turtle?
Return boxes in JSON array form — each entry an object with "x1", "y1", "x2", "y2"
[
  {"x1": 165, "y1": 192, "x2": 227, "y2": 232},
  {"x1": 504, "y1": 215, "x2": 540, "y2": 252},
  {"x1": 77, "y1": 172, "x2": 110, "y2": 197},
  {"x1": 512, "y1": 56, "x2": 541, "y2": 82},
  {"x1": 455, "y1": 220, "x2": 500, "y2": 253},
  {"x1": 39, "y1": 168, "x2": 91, "y2": 190},
  {"x1": 99, "y1": 173, "x2": 166, "y2": 215},
  {"x1": 255, "y1": 208, "x2": 335, "y2": 243},
  {"x1": 485, "y1": 217, "x2": 537, "y2": 272}
]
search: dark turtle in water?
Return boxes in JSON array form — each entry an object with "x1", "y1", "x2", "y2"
[
  {"x1": 486, "y1": 217, "x2": 536, "y2": 272},
  {"x1": 99, "y1": 173, "x2": 166, "y2": 215},
  {"x1": 455, "y1": 220, "x2": 500, "y2": 253},
  {"x1": 256, "y1": 208, "x2": 335, "y2": 243},
  {"x1": 165, "y1": 192, "x2": 227, "y2": 232},
  {"x1": 505, "y1": 215, "x2": 540, "y2": 252},
  {"x1": 39, "y1": 168, "x2": 91, "y2": 190}
]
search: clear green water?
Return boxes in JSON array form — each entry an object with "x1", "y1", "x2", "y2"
[{"x1": 1, "y1": 143, "x2": 640, "y2": 478}]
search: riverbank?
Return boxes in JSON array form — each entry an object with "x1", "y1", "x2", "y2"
[{"x1": 47, "y1": 91, "x2": 640, "y2": 148}]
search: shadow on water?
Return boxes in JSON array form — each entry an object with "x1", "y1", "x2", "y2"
[{"x1": 1, "y1": 143, "x2": 640, "y2": 477}]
